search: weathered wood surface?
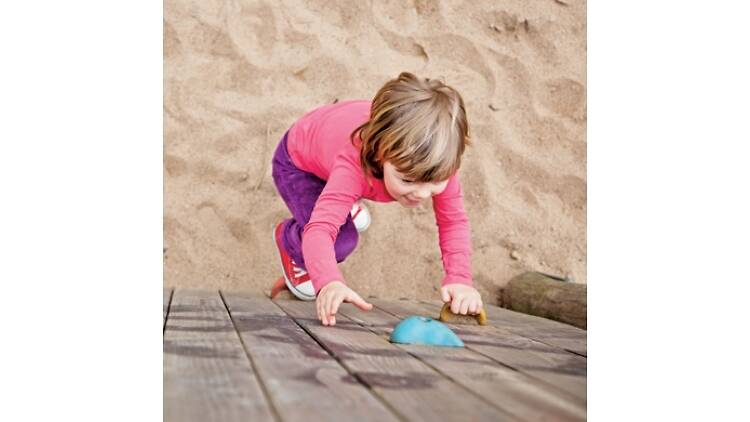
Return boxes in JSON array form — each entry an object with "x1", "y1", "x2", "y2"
[
  {"x1": 164, "y1": 290, "x2": 589, "y2": 422},
  {"x1": 341, "y1": 301, "x2": 587, "y2": 421},
  {"x1": 426, "y1": 299, "x2": 587, "y2": 356},
  {"x1": 163, "y1": 290, "x2": 274, "y2": 422},
  {"x1": 274, "y1": 299, "x2": 514, "y2": 421},
  {"x1": 222, "y1": 292, "x2": 399, "y2": 422},
  {"x1": 501, "y1": 272, "x2": 587, "y2": 329},
  {"x1": 374, "y1": 299, "x2": 587, "y2": 402}
]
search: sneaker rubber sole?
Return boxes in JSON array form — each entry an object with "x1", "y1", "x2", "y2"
[{"x1": 274, "y1": 223, "x2": 316, "y2": 301}]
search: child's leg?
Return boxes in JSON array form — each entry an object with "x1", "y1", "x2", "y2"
[{"x1": 271, "y1": 132, "x2": 358, "y2": 268}]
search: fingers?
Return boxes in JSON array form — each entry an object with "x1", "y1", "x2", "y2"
[
  {"x1": 319, "y1": 292, "x2": 337, "y2": 326},
  {"x1": 331, "y1": 293, "x2": 344, "y2": 316},
  {"x1": 325, "y1": 294, "x2": 342, "y2": 326},
  {"x1": 440, "y1": 286, "x2": 451, "y2": 303},
  {"x1": 318, "y1": 286, "x2": 374, "y2": 327},
  {"x1": 347, "y1": 292, "x2": 373, "y2": 311},
  {"x1": 450, "y1": 295, "x2": 461, "y2": 314},
  {"x1": 468, "y1": 296, "x2": 483, "y2": 315},
  {"x1": 459, "y1": 298, "x2": 470, "y2": 315},
  {"x1": 316, "y1": 296, "x2": 325, "y2": 325}
]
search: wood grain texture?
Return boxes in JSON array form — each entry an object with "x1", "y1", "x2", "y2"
[
  {"x1": 424, "y1": 299, "x2": 587, "y2": 356},
  {"x1": 274, "y1": 300, "x2": 516, "y2": 422},
  {"x1": 221, "y1": 292, "x2": 399, "y2": 422},
  {"x1": 163, "y1": 290, "x2": 274, "y2": 422},
  {"x1": 484, "y1": 302, "x2": 587, "y2": 356},
  {"x1": 341, "y1": 301, "x2": 586, "y2": 422},
  {"x1": 501, "y1": 272, "x2": 587, "y2": 329},
  {"x1": 375, "y1": 299, "x2": 587, "y2": 401}
]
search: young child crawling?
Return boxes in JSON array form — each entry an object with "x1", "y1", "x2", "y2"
[{"x1": 271, "y1": 72, "x2": 482, "y2": 326}]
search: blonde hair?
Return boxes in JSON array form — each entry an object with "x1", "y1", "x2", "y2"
[{"x1": 350, "y1": 72, "x2": 470, "y2": 183}]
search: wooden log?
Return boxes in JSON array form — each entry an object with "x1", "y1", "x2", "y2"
[{"x1": 500, "y1": 272, "x2": 587, "y2": 330}]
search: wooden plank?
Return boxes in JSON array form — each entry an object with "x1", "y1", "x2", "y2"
[
  {"x1": 374, "y1": 299, "x2": 587, "y2": 401},
  {"x1": 339, "y1": 302, "x2": 586, "y2": 422},
  {"x1": 164, "y1": 290, "x2": 275, "y2": 422},
  {"x1": 423, "y1": 299, "x2": 587, "y2": 356},
  {"x1": 221, "y1": 292, "x2": 399, "y2": 422},
  {"x1": 274, "y1": 300, "x2": 516, "y2": 422},
  {"x1": 163, "y1": 288, "x2": 173, "y2": 331},
  {"x1": 483, "y1": 303, "x2": 587, "y2": 356}
]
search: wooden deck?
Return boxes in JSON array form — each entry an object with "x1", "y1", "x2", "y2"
[{"x1": 164, "y1": 289, "x2": 587, "y2": 422}]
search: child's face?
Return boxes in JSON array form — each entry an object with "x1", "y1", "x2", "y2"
[{"x1": 382, "y1": 162, "x2": 449, "y2": 208}]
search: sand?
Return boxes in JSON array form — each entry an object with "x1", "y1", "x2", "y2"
[{"x1": 164, "y1": 0, "x2": 587, "y2": 303}]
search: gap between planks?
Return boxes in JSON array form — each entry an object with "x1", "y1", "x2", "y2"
[
  {"x1": 370, "y1": 299, "x2": 587, "y2": 403},
  {"x1": 219, "y1": 290, "x2": 283, "y2": 422},
  {"x1": 266, "y1": 297, "x2": 410, "y2": 422},
  {"x1": 341, "y1": 300, "x2": 586, "y2": 421},
  {"x1": 222, "y1": 291, "x2": 402, "y2": 422},
  {"x1": 164, "y1": 289, "x2": 276, "y2": 421},
  {"x1": 272, "y1": 299, "x2": 516, "y2": 421}
]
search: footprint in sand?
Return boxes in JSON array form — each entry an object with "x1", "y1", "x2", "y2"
[
  {"x1": 420, "y1": 34, "x2": 497, "y2": 101},
  {"x1": 197, "y1": 201, "x2": 256, "y2": 243},
  {"x1": 537, "y1": 78, "x2": 586, "y2": 121},
  {"x1": 165, "y1": 154, "x2": 188, "y2": 177},
  {"x1": 292, "y1": 56, "x2": 353, "y2": 97},
  {"x1": 493, "y1": 142, "x2": 585, "y2": 212},
  {"x1": 224, "y1": 1, "x2": 278, "y2": 64},
  {"x1": 370, "y1": 0, "x2": 420, "y2": 34},
  {"x1": 372, "y1": 27, "x2": 429, "y2": 66},
  {"x1": 163, "y1": 20, "x2": 182, "y2": 58},
  {"x1": 460, "y1": 156, "x2": 492, "y2": 214},
  {"x1": 182, "y1": 160, "x2": 254, "y2": 193},
  {"x1": 185, "y1": 15, "x2": 239, "y2": 60}
]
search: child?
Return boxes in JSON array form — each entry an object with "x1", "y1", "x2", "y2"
[{"x1": 271, "y1": 72, "x2": 482, "y2": 326}]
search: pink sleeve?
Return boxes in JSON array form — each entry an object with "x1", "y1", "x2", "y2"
[
  {"x1": 301, "y1": 152, "x2": 365, "y2": 293},
  {"x1": 432, "y1": 173, "x2": 473, "y2": 287}
]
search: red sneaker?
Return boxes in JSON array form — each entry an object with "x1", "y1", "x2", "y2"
[{"x1": 273, "y1": 221, "x2": 316, "y2": 301}]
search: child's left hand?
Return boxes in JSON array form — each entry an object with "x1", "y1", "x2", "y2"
[{"x1": 440, "y1": 284, "x2": 483, "y2": 315}]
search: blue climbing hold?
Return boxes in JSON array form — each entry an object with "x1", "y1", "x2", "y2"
[{"x1": 390, "y1": 316, "x2": 464, "y2": 347}]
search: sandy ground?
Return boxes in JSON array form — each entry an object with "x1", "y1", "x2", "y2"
[{"x1": 164, "y1": 0, "x2": 586, "y2": 304}]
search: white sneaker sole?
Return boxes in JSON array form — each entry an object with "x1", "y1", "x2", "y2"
[{"x1": 351, "y1": 201, "x2": 371, "y2": 233}]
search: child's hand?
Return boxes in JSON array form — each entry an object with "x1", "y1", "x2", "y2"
[
  {"x1": 440, "y1": 284, "x2": 483, "y2": 315},
  {"x1": 316, "y1": 281, "x2": 373, "y2": 326}
]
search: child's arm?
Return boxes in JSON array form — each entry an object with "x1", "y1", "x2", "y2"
[
  {"x1": 301, "y1": 151, "x2": 365, "y2": 293},
  {"x1": 432, "y1": 173, "x2": 473, "y2": 286},
  {"x1": 300, "y1": 151, "x2": 373, "y2": 325},
  {"x1": 432, "y1": 173, "x2": 483, "y2": 314},
  {"x1": 316, "y1": 281, "x2": 373, "y2": 326}
]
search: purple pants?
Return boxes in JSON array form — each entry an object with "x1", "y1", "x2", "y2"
[{"x1": 271, "y1": 131, "x2": 359, "y2": 269}]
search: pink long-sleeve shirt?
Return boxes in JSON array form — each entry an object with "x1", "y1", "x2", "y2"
[{"x1": 286, "y1": 99, "x2": 472, "y2": 293}]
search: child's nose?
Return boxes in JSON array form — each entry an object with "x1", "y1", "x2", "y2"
[{"x1": 415, "y1": 188, "x2": 431, "y2": 199}]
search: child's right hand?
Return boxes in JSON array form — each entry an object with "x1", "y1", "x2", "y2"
[{"x1": 316, "y1": 281, "x2": 373, "y2": 326}]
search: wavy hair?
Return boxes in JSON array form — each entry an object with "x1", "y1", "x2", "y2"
[{"x1": 350, "y1": 72, "x2": 470, "y2": 183}]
